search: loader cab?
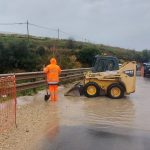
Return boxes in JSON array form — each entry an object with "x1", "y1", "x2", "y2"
[{"x1": 92, "y1": 55, "x2": 119, "y2": 73}]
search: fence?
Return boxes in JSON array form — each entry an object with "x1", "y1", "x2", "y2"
[{"x1": 0, "y1": 75, "x2": 16, "y2": 133}]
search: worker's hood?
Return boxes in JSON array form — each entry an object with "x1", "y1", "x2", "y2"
[{"x1": 50, "y1": 58, "x2": 57, "y2": 65}]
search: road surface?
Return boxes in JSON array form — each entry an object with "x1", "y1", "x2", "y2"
[{"x1": 1, "y1": 77, "x2": 150, "y2": 150}]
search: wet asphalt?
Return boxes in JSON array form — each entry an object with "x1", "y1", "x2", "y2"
[
  {"x1": 36, "y1": 77, "x2": 150, "y2": 150},
  {"x1": 39, "y1": 126, "x2": 150, "y2": 150}
]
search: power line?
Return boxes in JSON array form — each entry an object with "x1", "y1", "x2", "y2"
[
  {"x1": 0, "y1": 22, "x2": 26, "y2": 25},
  {"x1": 60, "y1": 30, "x2": 81, "y2": 39},
  {"x1": 0, "y1": 21, "x2": 91, "y2": 43},
  {"x1": 59, "y1": 30, "x2": 72, "y2": 36},
  {"x1": 29, "y1": 23, "x2": 57, "y2": 32},
  {"x1": 60, "y1": 29, "x2": 84, "y2": 41},
  {"x1": 27, "y1": 20, "x2": 30, "y2": 42},
  {"x1": 28, "y1": 22, "x2": 85, "y2": 41},
  {"x1": 58, "y1": 28, "x2": 60, "y2": 39}
]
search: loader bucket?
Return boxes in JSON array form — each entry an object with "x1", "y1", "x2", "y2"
[{"x1": 64, "y1": 82, "x2": 84, "y2": 96}]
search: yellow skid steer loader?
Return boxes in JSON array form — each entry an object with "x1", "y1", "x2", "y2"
[{"x1": 65, "y1": 56, "x2": 136, "y2": 99}]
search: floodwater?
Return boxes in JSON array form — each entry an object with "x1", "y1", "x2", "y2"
[{"x1": 35, "y1": 77, "x2": 150, "y2": 150}]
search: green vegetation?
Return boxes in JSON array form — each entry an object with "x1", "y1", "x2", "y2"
[
  {"x1": 76, "y1": 46, "x2": 101, "y2": 67},
  {"x1": 0, "y1": 34, "x2": 150, "y2": 74}
]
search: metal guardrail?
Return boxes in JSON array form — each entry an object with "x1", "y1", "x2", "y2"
[
  {"x1": 0, "y1": 68, "x2": 91, "y2": 92},
  {"x1": 0, "y1": 68, "x2": 141, "y2": 92}
]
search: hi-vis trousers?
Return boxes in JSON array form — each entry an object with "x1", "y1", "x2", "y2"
[{"x1": 49, "y1": 85, "x2": 58, "y2": 101}]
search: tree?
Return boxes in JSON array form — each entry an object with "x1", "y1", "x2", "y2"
[
  {"x1": 141, "y1": 50, "x2": 150, "y2": 62},
  {"x1": 66, "y1": 38, "x2": 75, "y2": 49},
  {"x1": 77, "y1": 47, "x2": 101, "y2": 67},
  {"x1": 36, "y1": 46, "x2": 46, "y2": 56},
  {"x1": 0, "y1": 42, "x2": 6, "y2": 73}
]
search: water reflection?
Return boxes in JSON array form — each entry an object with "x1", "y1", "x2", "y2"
[
  {"x1": 46, "y1": 103, "x2": 59, "y2": 141},
  {"x1": 84, "y1": 98, "x2": 135, "y2": 129},
  {"x1": 37, "y1": 77, "x2": 150, "y2": 150}
]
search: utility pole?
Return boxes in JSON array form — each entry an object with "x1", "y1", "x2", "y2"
[
  {"x1": 58, "y1": 28, "x2": 60, "y2": 39},
  {"x1": 52, "y1": 45, "x2": 56, "y2": 57},
  {"x1": 27, "y1": 20, "x2": 29, "y2": 42}
]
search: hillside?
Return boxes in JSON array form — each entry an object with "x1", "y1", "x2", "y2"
[{"x1": 0, "y1": 33, "x2": 150, "y2": 74}]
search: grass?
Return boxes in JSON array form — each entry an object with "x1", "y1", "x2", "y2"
[{"x1": 16, "y1": 86, "x2": 45, "y2": 97}]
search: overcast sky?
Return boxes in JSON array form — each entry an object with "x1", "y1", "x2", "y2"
[{"x1": 0, "y1": 0, "x2": 150, "y2": 50}]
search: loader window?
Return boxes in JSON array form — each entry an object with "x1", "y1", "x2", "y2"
[
  {"x1": 92, "y1": 56, "x2": 119, "y2": 72},
  {"x1": 96, "y1": 60, "x2": 105, "y2": 72},
  {"x1": 107, "y1": 60, "x2": 115, "y2": 71}
]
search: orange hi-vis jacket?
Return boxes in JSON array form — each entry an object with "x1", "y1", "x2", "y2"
[{"x1": 43, "y1": 58, "x2": 61, "y2": 84}]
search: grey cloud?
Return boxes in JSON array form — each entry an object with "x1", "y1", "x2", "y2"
[{"x1": 0, "y1": 0, "x2": 150, "y2": 50}]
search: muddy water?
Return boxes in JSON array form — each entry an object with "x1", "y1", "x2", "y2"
[
  {"x1": 36, "y1": 77, "x2": 150, "y2": 150},
  {"x1": 59, "y1": 77, "x2": 150, "y2": 131}
]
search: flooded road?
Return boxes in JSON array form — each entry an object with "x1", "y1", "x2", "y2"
[{"x1": 33, "y1": 76, "x2": 150, "y2": 150}]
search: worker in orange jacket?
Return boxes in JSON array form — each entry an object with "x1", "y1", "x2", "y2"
[{"x1": 43, "y1": 58, "x2": 61, "y2": 101}]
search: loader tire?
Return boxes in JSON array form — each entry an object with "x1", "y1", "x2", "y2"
[
  {"x1": 107, "y1": 84, "x2": 124, "y2": 99},
  {"x1": 84, "y1": 82, "x2": 100, "y2": 98}
]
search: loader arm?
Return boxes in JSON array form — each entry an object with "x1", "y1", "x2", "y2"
[{"x1": 118, "y1": 61, "x2": 136, "y2": 94}]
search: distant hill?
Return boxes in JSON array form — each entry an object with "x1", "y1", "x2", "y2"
[{"x1": 0, "y1": 33, "x2": 150, "y2": 73}]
